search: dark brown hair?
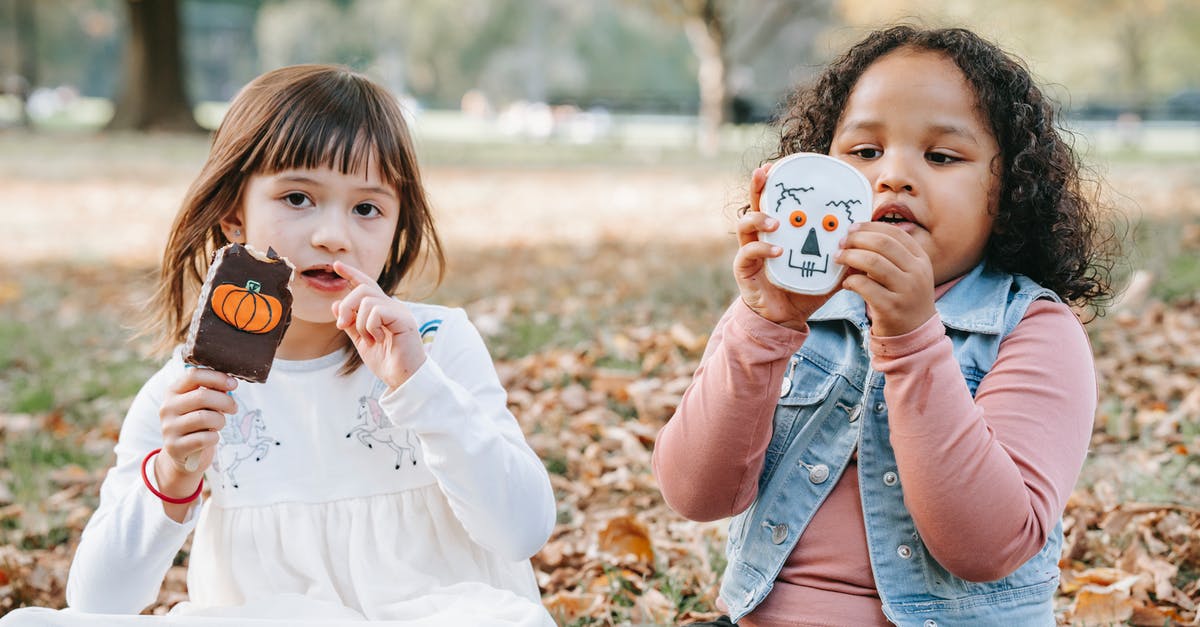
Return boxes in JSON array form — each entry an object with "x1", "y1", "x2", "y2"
[
  {"x1": 769, "y1": 25, "x2": 1119, "y2": 308},
  {"x1": 149, "y1": 64, "x2": 444, "y2": 373}
]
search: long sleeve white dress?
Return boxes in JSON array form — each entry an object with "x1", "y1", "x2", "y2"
[{"x1": 5, "y1": 304, "x2": 556, "y2": 627}]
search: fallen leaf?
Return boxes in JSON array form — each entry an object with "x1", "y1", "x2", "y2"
[
  {"x1": 1070, "y1": 581, "x2": 1139, "y2": 625},
  {"x1": 597, "y1": 515, "x2": 654, "y2": 567}
]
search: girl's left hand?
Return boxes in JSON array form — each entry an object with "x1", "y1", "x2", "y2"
[
  {"x1": 835, "y1": 222, "x2": 937, "y2": 337},
  {"x1": 331, "y1": 261, "x2": 426, "y2": 390}
]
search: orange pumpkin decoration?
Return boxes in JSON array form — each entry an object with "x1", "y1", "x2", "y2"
[{"x1": 212, "y1": 280, "x2": 283, "y2": 334}]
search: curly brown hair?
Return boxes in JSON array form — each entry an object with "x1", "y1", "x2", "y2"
[{"x1": 768, "y1": 25, "x2": 1118, "y2": 308}]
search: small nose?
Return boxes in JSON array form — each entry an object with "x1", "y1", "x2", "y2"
[
  {"x1": 874, "y1": 153, "x2": 916, "y2": 194},
  {"x1": 311, "y1": 209, "x2": 351, "y2": 252}
]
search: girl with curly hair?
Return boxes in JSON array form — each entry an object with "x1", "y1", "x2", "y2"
[{"x1": 654, "y1": 25, "x2": 1118, "y2": 626}]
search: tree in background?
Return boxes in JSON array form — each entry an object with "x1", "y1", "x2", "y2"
[
  {"x1": 0, "y1": 0, "x2": 36, "y2": 126},
  {"x1": 1052, "y1": 0, "x2": 1200, "y2": 114},
  {"x1": 835, "y1": 0, "x2": 1200, "y2": 115},
  {"x1": 7, "y1": 0, "x2": 1197, "y2": 132},
  {"x1": 107, "y1": 0, "x2": 199, "y2": 131},
  {"x1": 645, "y1": 0, "x2": 832, "y2": 156},
  {"x1": 253, "y1": 0, "x2": 698, "y2": 113}
]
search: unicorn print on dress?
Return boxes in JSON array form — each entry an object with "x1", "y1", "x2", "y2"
[
  {"x1": 214, "y1": 396, "x2": 281, "y2": 488},
  {"x1": 346, "y1": 379, "x2": 419, "y2": 469}
]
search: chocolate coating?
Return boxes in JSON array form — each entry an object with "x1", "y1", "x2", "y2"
[{"x1": 182, "y1": 243, "x2": 294, "y2": 383}]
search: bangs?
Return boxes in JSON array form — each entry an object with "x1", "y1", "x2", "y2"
[{"x1": 244, "y1": 72, "x2": 411, "y2": 188}]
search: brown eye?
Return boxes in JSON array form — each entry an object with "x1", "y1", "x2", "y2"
[
  {"x1": 789, "y1": 211, "x2": 807, "y2": 228},
  {"x1": 822, "y1": 215, "x2": 839, "y2": 231}
]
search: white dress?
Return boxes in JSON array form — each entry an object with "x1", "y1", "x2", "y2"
[{"x1": 6, "y1": 304, "x2": 556, "y2": 626}]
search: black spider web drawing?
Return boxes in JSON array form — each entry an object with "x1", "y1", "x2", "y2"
[
  {"x1": 825, "y1": 199, "x2": 861, "y2": 223},
  {"x1": 774, "y1": 182, "x2": 814, "y2": 213}
]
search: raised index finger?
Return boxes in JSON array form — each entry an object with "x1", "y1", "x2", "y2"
[{"x1": 332, "y1": 261, "x2": 378, "y2": 288}]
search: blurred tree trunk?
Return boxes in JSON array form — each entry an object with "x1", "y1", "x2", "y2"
[
  {"x1": 1117, "y1": 18, "x2": 1149, "y2": 114},
  {"x1": 674, "y1": 0, "x2": 808, "y2": 157},
  {"x1": 6, "y1": 0, "x2": 36, "y2": 127},
  {"x1": 683, "y1": 1, "x2": 726, "y2": 158},
  {"x1": 107, "y1": 0, "x2": 199, "y2": 131}
]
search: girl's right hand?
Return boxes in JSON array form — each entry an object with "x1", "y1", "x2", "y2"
[
  {"x1": 155, "y1": 367, "x2": 237, "y2": 492},
  {"x1": 734, "y1": 164, "x2": 833, "y2": 331}
]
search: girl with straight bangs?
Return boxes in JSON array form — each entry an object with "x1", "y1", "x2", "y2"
[
  {"x1": 654, "y1": 25, "x2": 1119, "y2": 626},
  {"x1": 6, "y1": 64, "x2": 556, "y2": 626}
]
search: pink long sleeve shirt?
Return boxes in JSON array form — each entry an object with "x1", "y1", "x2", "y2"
[{"x1": 653, "y1": 288, "x2": 1095, "y2": 627}]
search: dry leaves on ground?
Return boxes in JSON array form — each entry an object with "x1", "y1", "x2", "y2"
[{"x1": 2, "y1": 296, "x2": 1199, "y2": 624}]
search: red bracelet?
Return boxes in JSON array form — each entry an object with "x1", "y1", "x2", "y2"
[{"x1": 141, "y1": 448, "x2": 204, "y2": 504}]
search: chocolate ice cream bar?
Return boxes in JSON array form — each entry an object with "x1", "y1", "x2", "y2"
[{"x1": 183, "y1": 243, "x2": 294, "y2": 383}]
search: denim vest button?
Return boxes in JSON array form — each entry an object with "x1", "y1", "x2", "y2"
[
  {"x1": 809, "y1": 464, "x2": 830, "y2": 484},
  {"x1": 897, "y1": 544, "x2": 913, "y2": 559},
  {"x1": 874, "y1": 401, "x2": 886, "y2": 412},
  {"x1": 883, "y1": 471, "x2": 898, "y2": 486},
  {"x1": 771, "y1": 523, "x2": 788, "y2": 544},
  {"x1": 923, "y1": 621, "x2": 938, "y2": 627}
]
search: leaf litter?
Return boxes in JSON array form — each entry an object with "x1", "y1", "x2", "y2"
[{"x1": 3, "y1": 235, "x2": 1200, "y2": 624}]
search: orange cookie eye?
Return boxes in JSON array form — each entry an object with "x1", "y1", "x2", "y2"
[
  {"x1": 822, "y1": 215, "x2": 839, "y2": 231},
  {"x1": 789, "y1": 211, "x2": 807, "y2": 228}
]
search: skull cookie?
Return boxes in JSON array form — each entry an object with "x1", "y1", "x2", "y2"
[{"x1": 759, "y1": 153, "x2": 872, "y2": 295}]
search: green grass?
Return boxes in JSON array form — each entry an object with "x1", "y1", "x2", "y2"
[
  {"x1": 489, "y1": 313, "x2": 587, "y2": 359},
  {"x1": 0, "y1": 135, "x2": 1194, "y2": 623},
  {"x1": 3, "y1": 432, "x2": 95, "y2": 503},
  {"x1": 1130, "y1": 216, "x2": 1200, "y2": 301},
  {"x1": 0, "y1": 266, "x2": 158, "y2": 522},
  {"x1": 0, "y1": 275, "x2": 156, "y2": 429}
]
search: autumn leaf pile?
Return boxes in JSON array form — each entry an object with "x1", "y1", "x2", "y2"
[
  {"x1": 2, "y1": 150, "x2": 1199, "y2": 624},
  {"x1": 2, "y1": 254, "x2": 1197, "y2": 625},
  {"x1": 1057, "y1": 300, "x2": 1200, "y2": 626}
]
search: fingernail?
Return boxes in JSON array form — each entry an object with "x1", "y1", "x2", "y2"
[
  {"x1": 765, "y1": 218, "x2": 778, "y2": 228},
  {"x1": 771, "y1": 246, "x2": 782, "y2": 255}
]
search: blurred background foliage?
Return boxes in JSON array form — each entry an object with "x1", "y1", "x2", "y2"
[
  {"x1": 3, "y1": 0, "x2": 1200, "y2": 138},
  {"x1": 2, "y1": 1, "x2": 1200, "y2": 623}
]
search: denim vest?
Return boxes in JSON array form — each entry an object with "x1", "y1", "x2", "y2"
[{"x1": 719, "y1": 263, "x2": 1064, "y2": 626}]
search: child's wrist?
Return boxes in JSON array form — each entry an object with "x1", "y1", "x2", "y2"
[
  {"x1": 384, "y1": 353, "x2": 427, "y2": 391},
  {"x1": 147, "y1": 449, "x2": 204, "y2": 503}
]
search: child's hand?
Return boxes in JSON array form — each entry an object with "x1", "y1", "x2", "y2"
[
  {"x1": 331, "y1": 261, "x2": 425, "y2": 390},
  {"x1": 835, "y1": 222, "x2": 936, "y2": 336},
  {"x1": 157, "y1": 367, "x2": 237, "y2": 484},
  {"x1": 734, "y1": 164, "x2": 834, "y2": 330}
]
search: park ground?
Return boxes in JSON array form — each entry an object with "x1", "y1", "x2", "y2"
[{"x1": 1, "y1": 126, "x2": 1198, "y2": 625}]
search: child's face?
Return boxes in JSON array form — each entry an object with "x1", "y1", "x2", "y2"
[
  {"x1": 829, "y1": 49, "x2": 1000, "y2": 285},
  {"x1": 227, "y1": 161, "x2": 400, "y2": 327}
]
